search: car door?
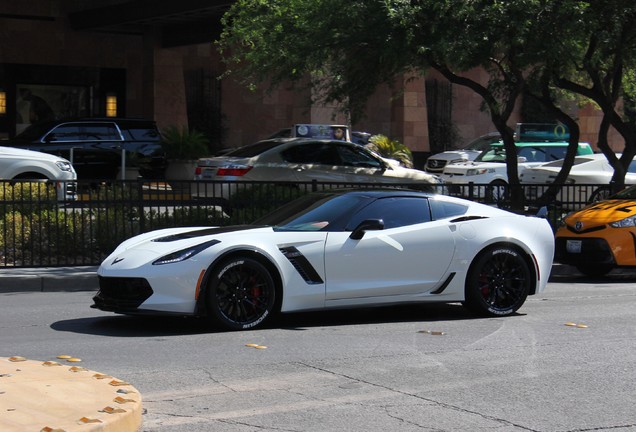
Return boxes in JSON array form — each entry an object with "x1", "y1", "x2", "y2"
[{"x1": 323, "y1": 197, "x2": 455, "y2": 301}]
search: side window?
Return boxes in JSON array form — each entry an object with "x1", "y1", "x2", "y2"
[
  {"x1": 337, "y1": 145, "x2": 382, "y2": 168},
  {"x1": 83, "y1": 123, "x2": 121, "y2": 141},
  {"x1": 281, "y1": 143, "x2": 339, "y2": 164},
  {"x1": 429, "y1": 200, "x2": 468, "y2": 220},
  {"x1": 345, "y1": 197, "x2": 431, "y2": 230},
  {"x1": 628, "y1": 159, "x2": 636, "y2": 173},
  {"x1": 547, "y1": 146, "x2": 567, "y2": 160},
  {"x1": 44, "y1": 124, "x2": 83, "y2": 142}
]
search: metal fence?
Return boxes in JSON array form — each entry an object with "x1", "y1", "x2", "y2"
[{"x1": 0, "y1": 179, "x2": 613, "y2": 268}]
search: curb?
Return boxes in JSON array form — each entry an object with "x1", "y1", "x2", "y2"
[
  {"x1": 0, "y1": 356, "x2": 142, "y2": 432},
  {"x1": 0, "y1": 267, "x2": 99, "y2": 293}
]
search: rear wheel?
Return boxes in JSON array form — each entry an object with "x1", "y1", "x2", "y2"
[
  {"x1": 588, "y1": 186, "x2": 612, "y2": 203},
  {"x1": 207, "y1": 257, "x2": 277, "y2": 330},
  {"x1": 464, "y1": 246, "x2": 532, "y2": 316}
]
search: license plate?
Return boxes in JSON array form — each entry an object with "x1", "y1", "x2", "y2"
[{"x1": 566, "y1": 240, "x2": 582, "y2": 254}]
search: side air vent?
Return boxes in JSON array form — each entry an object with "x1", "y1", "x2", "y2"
[{"x1": 279, "y1": 247, "x2": 324, "y2": 285}]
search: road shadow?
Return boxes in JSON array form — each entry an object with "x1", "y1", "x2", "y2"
[{"x1": 51, "y1": 302, "x2": 502, "y2": 337}]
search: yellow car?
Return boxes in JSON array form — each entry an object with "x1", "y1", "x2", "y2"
[{"x1": 555, "y1": 185, "x2": 636, "y2": 276}]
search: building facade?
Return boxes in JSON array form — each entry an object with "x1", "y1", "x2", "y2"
[{"x1": 0, "y1": 0, "x2": 620, "y2": 169}]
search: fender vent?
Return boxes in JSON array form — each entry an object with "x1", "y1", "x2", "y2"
[{"x1": 279, "y1": 246, "x2": 324, "y2": 285}]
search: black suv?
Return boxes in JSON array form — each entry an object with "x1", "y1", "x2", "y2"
[{"x1": 4, "y1": 118, "x2": 166, "y2": 179}]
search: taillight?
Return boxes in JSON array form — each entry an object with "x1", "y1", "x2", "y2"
[
  {"x1": 216, "y1": 166, "x2": 253, "y2": 176},
  {"x1": 195, "y1": 167, "x2": 202, "y2": 176}
]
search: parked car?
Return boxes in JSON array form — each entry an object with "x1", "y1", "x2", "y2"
[
  {"x1": 441, "y1": 140, "x2": 594, "y2": 202},
  {"x1": 93, "y1": 188, "x2": 555, "y2": 330},
  {"x1": 555, "y1": 184, "x2": 636, "y2": 277},
  {"x1": 2, "y1": 118, "x2": 166, "y2": 180},
  {"x1": 0, "y1": 146, "x2": 76, "y2": 200},
  {"x1": 521, "y1": 153, "x2": 636, "y2": 205},
  {"x1": 193, "y1": 138, "x2": 442, "y2": 199},
  {"x1": 424, "y1": 132, "x2": 501, "y2": 173}
]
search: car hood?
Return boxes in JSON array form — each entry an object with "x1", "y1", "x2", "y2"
[
  {"x1": 428, "y1": 150, "x2": 481, "y2": 161},
  {"x1": 564, "y1": 199, "x2": 636, "y2": 225},
  {"x1": 0, "y1": 145, "x2": 71, "y2": 162},
  {"x1": 99, "y1": 225, "x2": 275, "y2": 271}
]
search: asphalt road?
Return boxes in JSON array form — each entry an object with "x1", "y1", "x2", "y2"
[{"x1": 1, "y1": 272, "x2": 635, "y2": 431}]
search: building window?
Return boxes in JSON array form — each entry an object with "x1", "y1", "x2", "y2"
[
  {"x1": 106, "y1": 94, "x2": 117, "y2": 117},
  {"x1": 0, "y1": 91, "x2": 6, "y2": 115}
]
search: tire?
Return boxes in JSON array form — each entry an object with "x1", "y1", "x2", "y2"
[
  {"x1": 207, "y1": 257, "x2": 277, "y2": 330},
  {"x1": 464, "y1": 246, "x2": 532, "y2": 316},
  {"x1": 588, "y1": 186, "x2": 612, "y2": 203},
  {"x1": 575, "y1": 264, "x2": 613, "y2": 277}
]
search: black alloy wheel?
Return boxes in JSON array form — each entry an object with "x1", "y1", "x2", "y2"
[
  {"x1": 464, "y1": 246, "x2": 532, "y2": 316},
  {"x1": 207, "y1": 257, "x2": 277, "y2": 330}
]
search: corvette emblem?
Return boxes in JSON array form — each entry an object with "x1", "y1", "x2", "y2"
[
  {"x1": 574, "y1": 221, "x2": 584, "y2": 231},
  {"x1": 112, "y1": 257, "x2": 125, "y2": 265}
]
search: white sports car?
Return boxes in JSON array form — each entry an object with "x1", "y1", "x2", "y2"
[{"x1": 93, "y1": 189, "x2": 555, "y2": 330}]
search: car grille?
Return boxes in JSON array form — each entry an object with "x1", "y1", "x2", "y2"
[
  {"x1": 425, "y1": 159, "x2": 447, "y2": 172},
  {"x1": 554, "y1": 237, "x2": 615, "y2": 265},
  {"x1": 93, "y1": 276, "x2": 154, "y2": 312}
]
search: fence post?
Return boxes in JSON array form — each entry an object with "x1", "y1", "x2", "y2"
[{"x1": 138, "y1": 179, "x2": 145, "y2": 233}]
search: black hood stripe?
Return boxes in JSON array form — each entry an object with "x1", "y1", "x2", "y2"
[{"x1": 153, "y1": 225, "x2": 267, "y2": 242}]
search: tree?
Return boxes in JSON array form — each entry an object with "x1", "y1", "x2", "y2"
[
  {"x1": 218, "y1": 0, "x2": 636, "y2": 204},
  {"x1": 548, "y1": 0, "x2": 636, "y2": 192}
]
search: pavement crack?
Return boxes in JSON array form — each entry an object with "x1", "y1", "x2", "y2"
[{"x1": 295, "y1": 361, "x2": 541, "y2": 431}]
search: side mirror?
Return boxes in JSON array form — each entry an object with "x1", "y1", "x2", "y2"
[{"x1": 349, "y1": 219, "x2": 384, "y2": 240}]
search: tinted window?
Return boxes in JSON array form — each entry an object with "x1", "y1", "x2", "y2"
[
  {"x1": 430, "y1": 199, "x2": 468, "y2": 220},
  {"x1": 45, "y1": 123, "x2": 121, "y2": 142},
  {"x1": 345, "y1": 197, "x2": 431, "y2": 230},
  {"x1": 45, "y1": 124, "x2": 83, "y2": 142},
  {"x1": 260, "y1": 194, "x2": 370, "y2": 231},
  {"x1": 337, "y1": 145, "x2": 383, "y2": 168},
  {"x1": 281, "y1": 143, "x2": 340, "y2": 165}
]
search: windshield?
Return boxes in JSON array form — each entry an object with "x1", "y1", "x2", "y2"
[
  {"x1": 253, "y1": 193, "x2": 370, "y2": 231},
  {"x1": 474, "y1": 146, "x2": 507, "y2": 163},
  {"x1": 612, "y1": 185, "x2": 636, "y2": 200}
]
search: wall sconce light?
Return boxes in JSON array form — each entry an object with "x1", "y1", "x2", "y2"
[
  {"x1": 0, "y1": 91, "x2": 6, "y2": 115},
  {"x1": 106, "y1": 93, "x2": 117, "y2": 117}
]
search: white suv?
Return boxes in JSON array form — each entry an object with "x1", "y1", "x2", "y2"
[
  {"x1": 441, "y1": 141, "x2": 594, "y2": 201},
  {"x1": 424, "y1": 132, "x2": 500, "y2": 173},
  {"x1": 0, "y1": 146, "x2": 77, "y2": 200}
]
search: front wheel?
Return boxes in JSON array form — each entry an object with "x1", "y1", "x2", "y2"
[
  {"x1": 207, "y1": 257, "x2": 277, "y2": 330},
  {"x1": 464, "y1": 246, "x2": 532, "y2": 316}
]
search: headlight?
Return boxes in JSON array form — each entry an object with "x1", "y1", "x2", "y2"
[
  {"x1": 152, "y1": 239, "x2": 220, "y2": 265},
  {"x1": 609, "y1": 215, "x2": 636, "y2": 228},
  {"x1": 56, "y1": 161, "x2": 73, "y2": 172},
  {"x1": 466, "y1": 168, "x2": 488, "y2": 176}
]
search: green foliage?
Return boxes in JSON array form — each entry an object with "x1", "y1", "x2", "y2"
[
  {"x1": 0, "y1": 182, "x2": 57, "y2": 217},
  {"x1": 366, "y1": 135, "x2": 414, "y2": 168},
  {"x1": 160, "y1": 126, "x2": 210, "y2": 160}
]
